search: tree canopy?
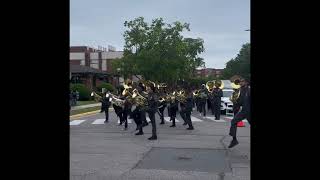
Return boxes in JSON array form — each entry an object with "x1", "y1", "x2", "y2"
[
  {"x1": 113, "y1": 17, "x2": 205, "y2": 85},
  {"x1": 222, "y1": 43, "x2": 250, "y2": 80}
]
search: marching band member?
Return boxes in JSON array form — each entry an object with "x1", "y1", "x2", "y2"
[
  {"x1": 228, "y1": 78, "x2": 251, "y2": 148},
  {"x1": 198, "y1": 84, "x2": 207, "y2": 117},
  {"x1": 230, "y1": 79, "x2": 241, "y2": 117},
  {"x1": 158, "y1": 88, "x2": 167, "y2": 125},
  {"x1": 168, "y1": 92, "x2": 179, "y2": 127},
  {"x1": 101, "y1": 91, "x2": 112, "y2": 123},
  {"x1": 212, "y1": 80, "x2": 223, "y2": 120},
  {"x1": 145, "y1": 84, "x2": 159, "y2": 140},
  {"x1": 180, "y1": 90, "x2": 194, "y2": 130}
]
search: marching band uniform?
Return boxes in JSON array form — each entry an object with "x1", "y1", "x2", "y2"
[
  {"x1": 169, "y1": 98, "x2": 179, "y2": 127},
  {"x1": 228, "y1": 79, "x2": 251, "y2": 148},
  {"x1": 180, "y1": 101, "x2": 188, "y2": 125},
  {"x1": 158, "y1": 90, "x2": 167, "y2": 125},
  {"x1": 180, "y1": 92, "x2": 194, "y2": 130},
  {"x1": 146, "y1": 88, "x2": 158, "y2": 140},
  {"x1": 198, "y1": 86, "x2": 207, "y2": 117},
  {"x1": 212, "y1": 87, "x2": 223, "y2": 120},
  {"x1": 100, "y1": 93, "x2": 111, "y2": 123}
]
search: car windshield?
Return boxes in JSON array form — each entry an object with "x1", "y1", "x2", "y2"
[{"x1": 223, "y1": 90, "x2": 233, "y2": 97}]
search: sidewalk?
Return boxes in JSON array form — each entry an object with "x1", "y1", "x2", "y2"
[{"x1": 71, "y1": 103, "x2": 101, "y2": 111}]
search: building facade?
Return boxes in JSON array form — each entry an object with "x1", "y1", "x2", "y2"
[
  {"x1": 70, "y1": 46, "x2": 124, "y2": 90},
  {"x1": 195, "y1": 68, "x2": 224, "y2": 78}
]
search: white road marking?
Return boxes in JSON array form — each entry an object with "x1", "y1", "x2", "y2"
[
  {"x1": 164, "y1": 117, "x2": 180, "y2": 122},
  {"x1": 117, "y1": 119, "x2": 132, "y2": 124},
  {"x1": 146, "y1": 117, "x2": 151, "y2": 122},
  {"x1": 70, "y1": 120, "x2": 86, "y2": 125},
  {"x1": 191, "y1": 116, "x2": 203, "y2": 122},
  {"x1": 205, "y1": 116, "x2": 226, "y2": 122},
  {"x1": 92, "y1": 119, "x2": 106, "y2": 124}
]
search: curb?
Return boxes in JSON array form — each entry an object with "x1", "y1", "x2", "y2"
[
  {"x1": 70, "y1": 110, "x2": 100, "y2": 119},
  {"x1": 70, "y1": 108, "x2": 114, "y2": 119}
]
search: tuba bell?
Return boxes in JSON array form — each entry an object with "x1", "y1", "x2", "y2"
[
  {"x1": 230, "y1": 78, "x2": 241, "y2": 90},
  {"x1": 230, "y1": 78, "x2": 241, "y2": 103},
  {"x1": 206, "y1": 81, "x2": 215, "y2": 93},
  {"x1": 132, "y1": 89, "x2": 148, "y2": 107},
  {"x1": 193, "y1": 89, "x2": 200, "y2": 97},
  {"x1": 214, "y1": 80, "x2": 224, "y2": 89},
  {"x1": 176, "y1": 90, "x2": 187, "y2": 103}
]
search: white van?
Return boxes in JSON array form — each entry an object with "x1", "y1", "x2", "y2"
[{"x1": 221, "y1": 89, "x2": 234, "y2": 114}]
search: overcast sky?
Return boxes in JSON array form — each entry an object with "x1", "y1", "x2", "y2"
[{"x1": 70, "y1": 0, "x2": 250, "y2": 69}]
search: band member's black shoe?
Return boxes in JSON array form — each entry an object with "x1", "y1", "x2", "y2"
[
  {"x1": 100, "y1": 110, "x2": 104, "y2": 113},
  {"x1": 104, "y1": 120, "x2": 108, "y2": 123},
  {"x1": 148, "y1": 136, "x2": 157, "y2": 140},
  {"x1": 228, "y1": 139, "x2": 239, "y2": 148},
  {"x1": 136, "y1": 127, "x2": 139, "y2": 130},
  {"x1": 135, "y1": 132, "x2": 144, "y2": 135},
  {"x1": 170, "y1": 125, "x2": 176, "y2": 127},
  {"x1": 160, "y1": 122, "x2": 165, "y2": 125},
  {"x1": 183, "y1": 122, "x2": 187, "y2": 125},
  {"x1": 215, "y1": 118, "x2": 220, "y2": 120},
  {"x1": 186, "y1": 127, "x2": 194, "y2": 130},
  {"x1": 143, "y1": 122, "x2": 149, "y2": 127}
]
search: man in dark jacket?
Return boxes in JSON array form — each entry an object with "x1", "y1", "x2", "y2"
[{"x1": 228, "y1": 78, "x2": 251, "y2": 148}]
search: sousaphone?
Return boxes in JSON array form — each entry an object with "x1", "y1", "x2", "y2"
[
  {"x1": 230, "y1": 78, "x2": 241, "y2": 90},
  {"x1": 214, "y1": 80, "x2": 224, "y2": 89}
]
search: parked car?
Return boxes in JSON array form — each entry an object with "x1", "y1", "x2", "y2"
[{"x1": 221, "y1": 89, "x2": 234, "y2": 114}]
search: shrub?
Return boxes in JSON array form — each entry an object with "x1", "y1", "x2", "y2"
[
  {"x1": 97, "y1": 82, "x2": 115, "y2": 93},
  {"x1": 70, "y1": 83, "x2": 91, "y2": 101}
]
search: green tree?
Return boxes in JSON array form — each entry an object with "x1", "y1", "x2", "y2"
[
  {"x1": 113, "y1": 17, "x2": 205, "y2": 86},
  {"x1": 223, "y1": 43, "x2": 250, "y2": 79}
]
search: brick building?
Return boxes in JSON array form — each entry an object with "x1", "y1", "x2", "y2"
[
  {"x1": 195, "y1": 68, "x2": 224, "y2": 78},
  {"x1": 70, "y1": 46, "x2": 123, "y2": 90}
]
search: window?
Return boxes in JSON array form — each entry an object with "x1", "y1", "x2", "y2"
[{"x1": 90, "y1": 59, "x2": 99, "y2": 69}]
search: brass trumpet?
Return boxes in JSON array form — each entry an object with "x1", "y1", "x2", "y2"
[{"x1": 91, "y1": 91, "x2": 102, "y2": 102}]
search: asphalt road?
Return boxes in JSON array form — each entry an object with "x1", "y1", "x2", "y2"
[{"x1": 70, "y1": 108, "x2": 250, "y2": 180}]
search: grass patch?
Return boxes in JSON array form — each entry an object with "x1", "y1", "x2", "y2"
[{"x1": 70, "y1": 106, "x2": 101, "y2": 116}]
